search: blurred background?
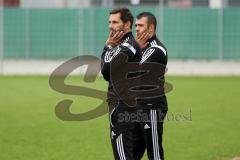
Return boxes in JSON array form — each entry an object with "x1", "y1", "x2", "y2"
[
  {"x1": 0, "y1": 0, "x2": 240, "y2": 74},
  {"x1": 0, "y1": 0, "x2": 240, "y2": 60},
  {"x1": 0, "y1": 0, "x2": 240, "y2": 75},
  {"x1": 0, "y1": 1, "x2": 240, "y2": 160}
]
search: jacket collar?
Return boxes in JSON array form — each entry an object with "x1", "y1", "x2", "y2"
[
  {"x1": 147, "y1": 34, "x2": 157, "y2": 43},
  {"x1": 121, "y1": 32, "x2": 132, "y2": 41}
]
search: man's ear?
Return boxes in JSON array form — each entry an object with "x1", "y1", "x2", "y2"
[
  {"x1": 149, "y1": 23, "x2": 155, "y2": 33},
  {"x1": 124, "y1": 21, "x2": 131, "y2": 30}
]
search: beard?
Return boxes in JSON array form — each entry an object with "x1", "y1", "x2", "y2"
[
  {"x1": 110, "y1": 28, "x2": 124, "y2": 35},
  {"x1": 137, "y1": 29, "x2": 149, "y2": 37}
]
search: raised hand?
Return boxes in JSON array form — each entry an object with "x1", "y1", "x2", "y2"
[
  {"x1": 136, "y1": 32, "x2": 150, "y2": 49},
  {"x1": 106, "y1": 31, "x2": 125, "y2": 47}
]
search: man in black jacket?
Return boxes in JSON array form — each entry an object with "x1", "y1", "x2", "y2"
[
  {"x1": 133, "y1": 12, "x2": 168, "y2": 160},
  {"x1": 101, "y1": 8, "x2": 141, "y2": 160}
]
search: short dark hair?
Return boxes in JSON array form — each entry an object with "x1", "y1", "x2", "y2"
[
  {"x1": 110, "y1": 8, "x2": 134, "y2": 29},
  {"x1": 136, "y1": 12, "x2": 157, "y2": 31}
]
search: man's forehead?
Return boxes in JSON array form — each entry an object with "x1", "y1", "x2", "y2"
[
  {"x1": 109, "y1": 13, "x2": 121, "y2": 20},
  {"x1": 136, "y1": 17, "x2": 147, "y2": 23},
  {"x1": 136, "y1": 17, "x2": 148, "y2": 24}
]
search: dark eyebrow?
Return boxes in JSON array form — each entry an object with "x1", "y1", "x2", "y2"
[
  {"x1": 135, "y1": 23, "x2": 144, "y2": 26},
  {"x1": 109, "y1": 20, "x2": 118, "y2": 23}
]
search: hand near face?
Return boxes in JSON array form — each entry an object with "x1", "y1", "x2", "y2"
[
  {"x1": 106, "y1": 30, "x2": 124, "y2": 47},
  {"x1": 136, "y1": 32, "x2": 150, "y2": 49}
]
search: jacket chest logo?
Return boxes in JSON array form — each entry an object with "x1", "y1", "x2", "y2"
[{"x1": 141, "y1": 48, "x2": 155, "y2": 63}]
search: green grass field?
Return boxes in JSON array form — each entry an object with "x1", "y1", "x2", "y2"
[{"x1": 0, "y1": 76, "x2": 240, "y2": 160}]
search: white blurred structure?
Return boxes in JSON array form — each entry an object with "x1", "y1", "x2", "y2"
[
  {"x1": 1, "y1": 60, "x2": 240, "y2": 76},
  {"x1": 21, "y1": 0, "x2": 59, "y2": 8},
  {"x1": 130, "y1": 0, "x2": 140, "y2": 5},
  {"x1": 8, "y1": 0, "x2": 236, "y2": 8},
  {"x1": 20, "y1": 0, "x2": 91, "y2": 8},
  {"x1": 209, "y1": 0, "x2": 227, "y2": 8}
]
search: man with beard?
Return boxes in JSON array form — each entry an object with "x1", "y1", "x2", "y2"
[
  {"x1": 101, "y1": 8, "x2": 141, "y2": 160},
  {"x1": 133, "y1": 12, "x2": 168, "y2": 160}
]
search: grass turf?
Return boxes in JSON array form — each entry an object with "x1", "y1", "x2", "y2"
[{"x1": 0, "y1": 76, "x2": 240, "y2": 160}]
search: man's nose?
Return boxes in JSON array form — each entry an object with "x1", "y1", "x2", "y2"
[
  {"x1": 135, "y1": 26, "x2": 139, "y2": 31},
  {"x1": 109, "y1": 23, "x2": 113, "y2": 30}
]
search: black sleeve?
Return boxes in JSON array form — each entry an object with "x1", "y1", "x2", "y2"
[
  {"x1": 101, "y1": 42, "x2": 138, "y2": 81},
  {"x1": 101, "y1": 45, "x2": 112, "y2": 81},
  {"x1": 119, "y1": 42, "x2": 137, "y2": 61}
]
